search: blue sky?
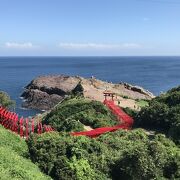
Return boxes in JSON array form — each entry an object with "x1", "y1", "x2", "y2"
[{"x1": 0, "y1": 0, "x2": 180, "y2": 56}]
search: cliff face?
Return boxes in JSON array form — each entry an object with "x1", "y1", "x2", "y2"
[{"x1": 21, "y1": 75, "x2": 155, "y2": 110}]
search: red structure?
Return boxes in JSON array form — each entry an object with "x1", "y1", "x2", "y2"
[
  {"x1": 0, "y1": 92, "x2": 133, "y2": 139},
  {"x1": 26, "y1": 118, "x2": 29, "y2": 139},
  {"x1": 103, "y1": 91, "x2": 115, "y2": 101},
  {"x1": 19, "y1": 117, "x2": 24, "y2": 137},
  {"x1": 31, "y1": 119, "x2": 34, "y2": 134},
  {"x1": 72, "y1": 92, "x2": 134, "y2": 138},
  {"x1": 0, "y1": 106, "x2": 54, "y2": 139}
]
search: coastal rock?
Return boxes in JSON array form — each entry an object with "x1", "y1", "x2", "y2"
[
  {"x1": 22, "y1": 89, "x2": 63, "y2": 110},
  {"x1": 21, "y1": 75, "x2": 155, "y2": 110},
  {"x1": 21, "y1": 75, "x2": 80, "y2": 110},
  {"x1": 120, "y1": 82, "x2": 155, "y2": 98}
]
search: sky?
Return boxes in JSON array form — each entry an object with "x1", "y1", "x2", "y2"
[{"x1": 0, "y1": 0, "x2": 180, "y2": 56}]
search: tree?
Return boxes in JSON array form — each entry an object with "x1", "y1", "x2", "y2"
[
  {"x1": 27, "y1": 129, "x2": 180, "y2": 180},
  {"x1": 135, "y1": 86, "x2": 180, "y2": 144},
  {"x1": 0, "y1": 91, "x2": 15, "y2": 108},
  {"x1": 111, "y1": 134, "x2": 180, "y2": 180},
  {"x1": 27, "y1": 132, "x2": 107, "y2": 180}
]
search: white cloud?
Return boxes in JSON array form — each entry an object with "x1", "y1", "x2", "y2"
[
  {"x1": 58, "y1": 42, "x2": 141, "y2": 50},
  {"x1": 5, "y1": 42, "x2": 38, "y2": 49},
  {"x1": 122, "y1": 43, "x2": 141, "y2": 48}
]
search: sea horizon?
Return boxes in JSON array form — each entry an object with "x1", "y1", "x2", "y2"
[{"x1": 0, "y1": 56, "x2": 179, "y2": 117}]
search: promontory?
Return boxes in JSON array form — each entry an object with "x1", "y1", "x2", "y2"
[{"x1": 21, "y1": 75, "x2": 154, "y2": 110}]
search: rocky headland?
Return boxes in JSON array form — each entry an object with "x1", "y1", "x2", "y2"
[{"x1": 21, "y1": 75, "x2": 155, "y2": 110}]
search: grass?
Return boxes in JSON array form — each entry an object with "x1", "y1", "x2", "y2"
[
  {"x1": 136, "y1": 99, "x2": 149, "y2": 108},
  {"x1": 0, "y1": 125, "x2": 51, "y2": 180}
]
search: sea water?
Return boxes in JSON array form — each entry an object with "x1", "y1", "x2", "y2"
[{"x1": 0, "y1": 56, "x2": 179, "y2": 117}]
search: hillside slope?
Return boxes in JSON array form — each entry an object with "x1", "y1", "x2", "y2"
[
  {"x1": 0, "y1": 125, "x2": 51, "y2": 180},
  {"x1": 42, "y1": 96, "x2": 118, "y2": 132}
]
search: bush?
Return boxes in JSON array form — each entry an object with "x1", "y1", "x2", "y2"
[
  {"x1": 43, "y1": 97, "x2": 118, "y2": 132},
  {"x1": 122, "y1": 107, "x2": 138, "y2": 119},
  {"x1": 27, "y1": 129, "x2": 180, "y2": 180},
  {"x1": 27, "y1": 132, "x2": 107, "y2": 180},
  {"x1": 0, "y1": 91, "x2": 15, "y2": 108},
  {"x1": 136, "y1": 86, "x2": 180, "y2": 144},
  {"x1": 110, "y1": 134, "x2": 180, "y2": 180},
  {"x1": 136, "y1": 101, "x2": 169, "y2": 129}
]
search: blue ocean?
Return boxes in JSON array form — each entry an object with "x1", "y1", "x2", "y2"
[{"x1": 0, "y1": 56, "x2": 179, "y2": 117}]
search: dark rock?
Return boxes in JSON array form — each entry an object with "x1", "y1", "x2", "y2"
[
  {"x1": 22, "y1": 89, "x2": 63, "y2": 110},
  {"x1": 21, "y1": 75, "x2": 81, "y2": 110}
]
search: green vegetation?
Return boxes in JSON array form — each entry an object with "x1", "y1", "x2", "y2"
[
  {"x1": 43, "y1": 96, "x2": 118, "y2": 132},
  {"x1": 122, "y1": 95, "x2": 129, "y2": 99},
  {"x1": 0, "y1": 91, "x2": 15, "y2": 108},
  {"x1": 136, "y1": 86, "x2": 180, "y2": 144},
  {"x1": 1, "y1": 87, "x2": 180, "y2": 180},
  {"x1": 122, "y1": 107, "x2": 138, "y2": 118},
  {"x1": 0, "y1": 125, "x2": 51, "y2": 180},
  {"x1": 28, "y1": 129, "x2": 180, "y2": 180},
  {"x1": 136, "y1": 99, "x2": 149, "y2": 108}
]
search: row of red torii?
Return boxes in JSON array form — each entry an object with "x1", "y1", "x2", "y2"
[
  {"x1": 0, "y1": 106, "x2": 54, "y2": 139},
  {"x1": 0, "y1": 92, "x2": 134, "y2": 139}
]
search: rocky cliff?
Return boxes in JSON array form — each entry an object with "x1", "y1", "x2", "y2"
[{"x1": 21, "y1": 75, "x2": 155, "y2": 110}]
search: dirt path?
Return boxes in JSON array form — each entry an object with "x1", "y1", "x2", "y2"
[{"x1": 84, "y1": 125, "x2": 93, "y2": 131}]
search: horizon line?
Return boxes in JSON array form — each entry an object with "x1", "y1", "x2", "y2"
[{"x1": 0, "y1": 55, "x2": 180, "y2": 58}]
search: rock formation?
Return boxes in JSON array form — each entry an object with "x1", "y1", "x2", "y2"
[{"x1": 21, "y1": 75, "x2": 155, "y2": 110}]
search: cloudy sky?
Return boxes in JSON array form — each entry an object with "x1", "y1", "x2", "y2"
[{"x1": 0, "y1": 0, "x2": 180, "y2": 56}]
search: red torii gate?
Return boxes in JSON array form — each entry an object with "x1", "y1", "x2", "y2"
[
  {"x1": 103, "y1": 91, "x2": 115, "y2": 101},
  {"x1": 72, "y1": 91, "x2": 134, "y2": 138},
  {"x1": 0, "y1": 91, "x2": 134, "y2": 139},
  {"x1": 0, "y1": 106, "x2": 54, "y2": 139}
]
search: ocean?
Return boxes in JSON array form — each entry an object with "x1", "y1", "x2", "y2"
[{"x1": 0, "y1": 56, "x2": 179, "y2": 117}]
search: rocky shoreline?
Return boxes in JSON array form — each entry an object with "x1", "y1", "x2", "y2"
[{"x1": 21, "y1": 75, "x2": 155, "y2": 110}]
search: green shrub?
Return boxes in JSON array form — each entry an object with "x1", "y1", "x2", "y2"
[
  {"x1": 136, "y1": 86, "x2": 180, "y2": 144},
  {"x1": 0, "y1": 91, "x2": 15, "y2": 108},
  {"x1": 43, "y1": 97, "x2": 118, "y2": 132},
  {"x1": 110, "y1": 134, "x2": 180, "y2": 180},
  {"x1": 122, "y1": 107, "x2": 138, "y2": 119},
  {"x1": 27, "y1": 129, "x2": 180, "y2": 180},
  {"x1": 136, "y1": 99, "x2": 149, "y2": 108},
  {"x1": 27, "y1": 132, "x2": 108, "y2": 180}
]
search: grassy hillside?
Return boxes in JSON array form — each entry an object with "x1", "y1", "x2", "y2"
[
  {"x1": 43, "y1": 96, "x2": 118, "y2": 132},
  {"x1": 0, "y1": 125, "x2": 51, "y2": 180}
]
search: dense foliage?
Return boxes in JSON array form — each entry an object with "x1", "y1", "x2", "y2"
[
  {"x1": 27, "y1": 129, "x2": 180, "y2": 180},
  {"x1": 136, "y1": 86, "x2": 180, "y2": 144},
  {"x1": 1, "y1": 86, "x2": 179, "y2": 180},
  {"x1": 0, "y1": 125, "x2": 51, "y2": 180},
  {"x1": 122, "y1": 107, "x2": 138, "y2": 118},
  {"x1": 43, "y1": 96, "x2": 118, "y2": 132},
  {"x1": 0, "y1": 91, "x2": 15, "y2": 108}
]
